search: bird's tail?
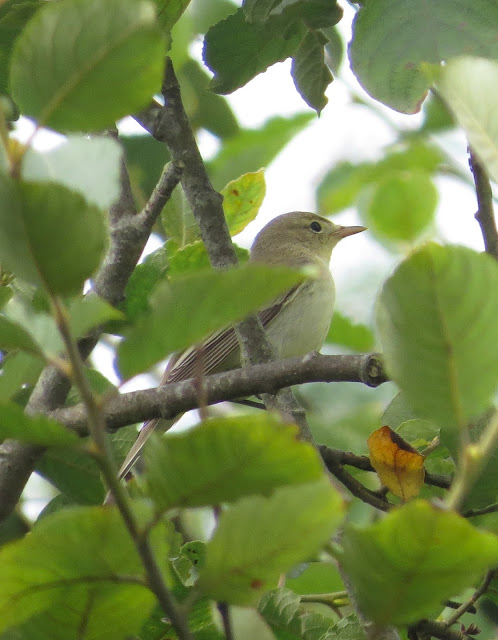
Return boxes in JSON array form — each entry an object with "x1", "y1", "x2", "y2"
[{"x1": 103, "y1": 416, "x2": 178, "y2": 504}]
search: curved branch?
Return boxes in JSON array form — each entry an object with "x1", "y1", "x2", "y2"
[{"x1": 319, "y1": 445, "x2": 394, "y2": 512}]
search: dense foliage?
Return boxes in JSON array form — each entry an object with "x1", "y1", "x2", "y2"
[{"x1": 0, "y1": 0, "x2": 497, "y2": 639}]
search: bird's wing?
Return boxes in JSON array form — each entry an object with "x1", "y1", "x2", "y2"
[
  {"x1": 165, "y1": 284, "x2": 300, "y2": 382},
  {"x1": 117, "y1": 285, "x2": 301, "y2": 481}
]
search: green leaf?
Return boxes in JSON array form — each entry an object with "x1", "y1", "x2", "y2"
[
  {"x1": 207, "y1": 113, "x2": 313, "y2": 190},
  {"x1": 3, "y1": 296, "x2": 62, "y2": 357},
  {"x1": 378, "y1": 142, "x2": 443, "y2": 174},
  {"x1": 122, "y1": 247, "x2": 169, "y2": 322},
  {"x1": 243, "y1": 0, "x2": 282, "y2": 22},
  {"x1": 421, "y1": 92, "x2": 455, "y2": 133},
  {"x1": 171, "y1": 540, "x2": 206, "y2": 587},
  {"x1": 198, "y1": 478, "x2": 344, "y2": 605},
  {"x1": 291, "y1": 30, "x2": 332, "y2": 113},
  {"x1": 286, "y1": 561, "x2": 344, "y2": 595},
  {"x1": 382, "y1": 392, "x2": 420, "y2": 430},
  {"x1": 118, "y1": 263, "x2": 305, "y2": 378},
  {"x1": 167, "y1": 239, "x2": 211, "y2": 276},
  {"x1": 377, "y1": 244, "x2": 498, "y2": 428},
  {"x1": 445, "y1": 409, "x2": 498, "y2": 511},
  {"x1": 0, "y1": 315, "x2": 43, "y2": 357},
  {"x1": 221, "y1": 169, "x2": 266, "y2": 235},
  {"x1": 0, "y1": 0, "x2": 42, "y2": 95},
  {"x1": 167, "y1": 239, "x2": 249, "y2": 277},
  {"x1": 36, "y1": 493, "x2": 74, "y2": 521},
  {"x1": 152, "y1": 0, "x2": 191, "y2": 32},
  {"x1": 0, "y1": 511, "x2": 30, "y2": 548},
  {"x1": 37, "y1": 448, "x2": 105, "y2": 505},
  {"x1": 180, "y1": 57, "x2": 240, "y2": 139},
  {"x1": 0, "y1": 352, "x2": 43, "y2": 400},
  {"x1": 10, "y1": 0, "x2": 165, "y2": 131},
  {"x1": 0, "y1": 176, "x2": 108, "y2": 295},
  {"x1": 259, "y1": 588, "x2": 332, "y2": 640},
  {"x1": 361, "y1": 171, "x2": 437, "y2": 243},
  {"x1": 22, "y1": 136, "x2": 122, "y2": 210},
  {"x1": 203, "y1": 7, "x2": 303, "y2": 94},
  {"x1": 397, "y1": 419, "x2": 439, "y2": 449},
  {"x1": 326, "y1": 311, "x2": 374, "y2": 352},
  {"x1": 349, "y1": 0, "x2": 498, "y2": 113},
  {"x1": 140, "y1": 596, "x2": 224, "y2": 640},
  {"x1": 436, "y1": 56, "x2": 498, "y2": 183},
  {"x1": 144, "y1": 415, "x2": 324, "y2": 510},
  {"x1": 0, "y1": 287, "x2": 13, "y2": 310},
  {"x1": 68, "y1": 295, "x2": 123, "y2": 339},
  {"x1": 244, "y1": 0, "x2": 343, "y2": 30},
  {"x1": 323, "y1": 25, "x2": 343, "y2": 74},
  {"x1": 121, "y1": 133, "x2": 171, "y2": 207},
  {"x1": 260, "y1": 589, "x2": 364, "y2": 640},
  {"x1": 316, "y1": 162, "x2": 374, "y2": 216},
  {"x1": 161, "y1": 191, "x2": 199, "y2": 247},
  {"x1": 0, "y1": 505, "x2": 163, "y2": 638},
  {"x1": 341, "y1": 500, "x2": 498, "y2": 625},
  {"x1": 0, "y1": 402, "x2": 78, "y2": 446},
  {"x1": 317, "y1": 143, "x2": 443, "y2": 217}
]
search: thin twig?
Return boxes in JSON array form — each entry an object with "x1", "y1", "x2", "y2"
[
  {"x1": 217, "y1": 603, "x2": 234, "y2": 640},
  {"x1": 139, "y1": 161, "x2": 184, "y2": 228},
  {"x1": 411, "y1": 619, "x2": 466, "y2": 640},
  {"x1": 446, "y1": 409, "x2": 498, "y2": 511},
  {"x1": 135, "y1": 60, "x2": 236, "y2": 270},
  {"x1": 461, "y1": 502, "x2": 498, "y2": 518},
  {"x1": 320, "y1": 446, "x2": 451, "y2": 490},
  {"x1": 469, "y1": 148, "x2": 498, "y2": 260},
  {"x1": 445, "y1": 568, "x2": 497, "y2": 627},
  {"x1": 319, "y1": 446, "x2": 393, "y2": 512},
  {"x1": 50, "y1": 294, "x2": 194, "y2": 640}
]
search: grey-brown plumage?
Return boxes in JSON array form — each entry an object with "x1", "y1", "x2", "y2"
[{"x1": 117, "y1": 212, "x2": 365, "y2": 479}]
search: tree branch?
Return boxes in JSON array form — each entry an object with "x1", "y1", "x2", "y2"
[
  {"x1": 319, "y1": 446, "x2": 394, "y2": 512},
  {"x1": 469, "y1": 148, "x2": 498, "y2": 260},
  {"x1": 410, "y1": 619, "x2": 467, "y2": 640},
  {"x1": 134, "y1": 58, "x2": 317, "y2": 443},
  {"x1": 0, "y1": 139, "x2": 183, "y2": 523},
  {"x1": 321, "y1": 446, "x2": 451, "y2": 491},
  {"x1": 51, "y1": 353, "x2": 387, "y2": 434},
  {"x1": 444, "y1": 568, "x2": 496, "y2": 627},
  {"x1": 135, "y1": 59, "x2": 236, "y2": 270}
]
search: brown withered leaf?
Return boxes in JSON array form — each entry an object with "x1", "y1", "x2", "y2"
[{"x1": 367, "y1": 426, "x2": 425, "y2": 501}]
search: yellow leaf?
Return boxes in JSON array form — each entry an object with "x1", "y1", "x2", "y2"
[
  {"x1": 221, "y1": 169, "x2": 266, "y2": 236},
  {"x1": 367, "y1": 426, "x2": 425, "y2": 501}
]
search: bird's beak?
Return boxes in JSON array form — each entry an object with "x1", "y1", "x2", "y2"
[{"x1": 334, "y1": 225, "x2": 367, "y2": 239}]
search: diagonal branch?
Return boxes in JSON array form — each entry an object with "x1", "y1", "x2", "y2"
[
  {"x1": 469, "y1": 148, "x2": 498, "y2": 260},
  {"x1": 135, "y1": 58, "x2": 315, "y2": 442}
]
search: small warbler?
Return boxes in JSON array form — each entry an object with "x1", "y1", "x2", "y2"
[{"x1": 118, "y1": 211, "x2": 365, "y2": 478}]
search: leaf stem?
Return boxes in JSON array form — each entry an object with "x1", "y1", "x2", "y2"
[
  {"x1": 49, "y1": 294, "x2": 194, "y2": 640},
  {"x1": 446, "y1": 409, "x2": 498, "y2": 511}
]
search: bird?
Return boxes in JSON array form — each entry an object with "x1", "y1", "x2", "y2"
[{"x1": 117, "y1": 211, "x2": 366, "y2": 479}]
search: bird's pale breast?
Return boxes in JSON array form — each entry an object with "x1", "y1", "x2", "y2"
[{"x1": 265, "y1": 271, "x2": 335, "y2": 358}]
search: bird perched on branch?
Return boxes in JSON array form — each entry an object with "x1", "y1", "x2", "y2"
[{"x1": 118, "y1": 211, "x2": 365, "y2": 479}]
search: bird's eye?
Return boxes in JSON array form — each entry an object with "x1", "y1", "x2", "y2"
[{"x1": 310, "y1": 221, "x2": 322, "y2": 233}]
